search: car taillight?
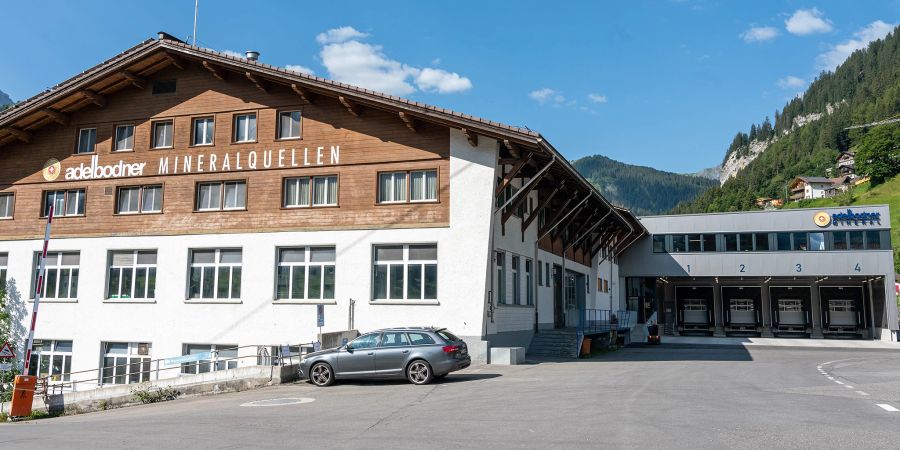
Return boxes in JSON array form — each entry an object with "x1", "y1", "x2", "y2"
[{"x1": 442, "y1": 345, "x2": 459, "y2": 353}]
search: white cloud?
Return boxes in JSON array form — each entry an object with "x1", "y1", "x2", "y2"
[
  {"x1": 740, "y1": 26, "x2": 779, "y2": 43},
  {"x1": 285, "y1": 65, "x2": 315, "y2": 75},
  {"x1": 587, "y1": 93, "x2": 607, "y2": 104},
  {"x1": 317, "y1": 27, "x2": 471, "y2": 96},
  {"x1": 218, "y1": 49, "x2": 246, "y2": 59},
  {"x1": 529, "y1": 88, "x2": 566, "y2": 106},
  {"x1": 415, "y1": 68, "x2": 472, "y2": 94},
  {"x1": 316, "y1": 26, "x2": 369, "y2": 44},
  {"x1": 816, "y1": 20, "x2": 895, "y2": 71},
  {"x1": 785, "y1": 8, "x2": 833, "y2": 35},
  {"x1": 777, "y1": 76, "x2": 805, "y2": 89}
]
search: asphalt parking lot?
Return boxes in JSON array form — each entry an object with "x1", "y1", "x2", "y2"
[{"x1": 3, "y1": 344, "x2": 900, "y2": 449}]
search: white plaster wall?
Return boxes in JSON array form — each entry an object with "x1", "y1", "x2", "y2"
[{"x1": 534, "y1": 249, "x2": 592, "y2": 328}]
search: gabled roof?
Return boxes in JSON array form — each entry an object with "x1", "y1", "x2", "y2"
[{"x1": 795, "y1": 176, "x2": 834, "y2": 184}]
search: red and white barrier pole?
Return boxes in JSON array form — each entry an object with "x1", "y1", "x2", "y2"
[{"x1": 21, "y1": 204, "x2": 54, "y2": 374}]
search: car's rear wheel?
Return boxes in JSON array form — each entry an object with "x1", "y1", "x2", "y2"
[
  {"x1": 310, "y1": 362, "x2": 334, "y2": 387},
  {"x1": 406, "y1": 360, "x2": 433, "y2": 385}
]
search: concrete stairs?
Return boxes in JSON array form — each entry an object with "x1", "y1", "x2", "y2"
[{"x1": 527, "y1": 329, "x2": 579, "y2": 358}]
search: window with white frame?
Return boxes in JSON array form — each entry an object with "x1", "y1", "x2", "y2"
[
  {"x1": 116, "y1": 185, "x2": 162, "y2": 214},
  {"x1": 283, "y1": 176, "x2": 337, "y2": 207},
  {"x1": 76, "y1": 128, "x2": 96, "y2": 154},
  {"x1": 180, "y1": 343, "x2": 238, "y2": 374},
  {"x1": 234, "y1": 113, "x2": 257, "y2": 143},
  {"x1": 525, "y1": 258, "x2": 533, "y2": 305},
  {"x1": 537, "y1": 259, "x2": 543, "y2": 287},
  {"x1": 107, "y1": 250, "x2": 157, "y2": 300},
  {"x1": 0, "y1": 253, "x2": 7, "y2": 288},
  {"x1": 152, "y1": 120, "x2": 174, "y2": 148},
  {"x1": 33, "y1": 251, "x2": 80, "y2": 299},
  {"x1": 192, "y1": 117, "x2": 215, "y2": 146},
  {"x1": 511, "y1": 255, "x2": 520, "y2": 305},
  {"x1": 277, "y1": 111, "x2": 302, "y2": 139},
  {"x1": 0, "y1": 192, "x2": 13, "y2": 219},
  {"x1": 373, "y1": 244, "x2": 437, "y2": 301},
  {"x1": 188, "y1": 249, "x2": 242, "y2": 300},
  {"x1": 101, "y1": 342, "x2": 151, "y2": 385},
  {"x1": 28, "y1": 340, "x2": 72, "y2": 382},
  {"x1": 114, "y1": 124, "x2": 134, "y2": 151},
  {"x1": 495, "y1": 251, "x2": 506, "y2": 304},
  {"x1": 275, "y1": 247, "x2": 336, "y2": 301},
  {"x1": 377, "y1": 170, "x2": 437, "y2": 203},
  {"x1": 196, "y1": 181, "x2": 246, "y2": 211},
  {"x1": 43, "y1": 189, "x2": 85, "y2": 217}
]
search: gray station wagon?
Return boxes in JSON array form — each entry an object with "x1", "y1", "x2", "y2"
[{"x1": 299, "y1": 327, "x2": 471, "y2": 386}]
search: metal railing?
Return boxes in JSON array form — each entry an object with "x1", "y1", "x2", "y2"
[
  {"x1": 578, "y1": 309, "x2": 634, "y2": 335},
  {"x1": 32, "y1": 343, "x2": 316, "y2": 397}
]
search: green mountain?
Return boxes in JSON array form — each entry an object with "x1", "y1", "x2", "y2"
[
  {"x1": 0, "y1": 89, "x2": 11, "y2": 109},
  {"x1": 673, "y1": 25, "x2": 900, "y2": 214},
  {"x1": 572, "y1": 154, "x2": 717, "y2": 215}
]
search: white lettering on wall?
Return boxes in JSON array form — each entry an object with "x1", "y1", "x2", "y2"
[{"x1": 63, "y1": 155, "x2": 146, "y2": 181}]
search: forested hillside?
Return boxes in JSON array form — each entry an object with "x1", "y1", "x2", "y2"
[
  {"x1": 572, "y1": 154, "x2": 716, "y2": 215},
  {"x1": 673, "y1": 25, "x2": 900, "y2": 213}
]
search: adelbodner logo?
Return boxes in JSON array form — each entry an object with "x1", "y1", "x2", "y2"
[
  {"x1": 64, "y1": 155, "x2": 146, "y2": 181},
  {"x1": 830, "y1": 208, "x2": 881, "y2": 226}
]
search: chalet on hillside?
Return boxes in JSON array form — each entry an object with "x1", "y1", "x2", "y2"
[
  {"x1": 789, "y1": 176, "x2": 851, "y2": 201},
  {"x1": 837, "y1": 151, "x2": 856, "y2": 176}
]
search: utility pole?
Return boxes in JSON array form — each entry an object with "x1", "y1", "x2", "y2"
[{"x1": 192, "y1": 0, "x2": 199, "y2": 46}]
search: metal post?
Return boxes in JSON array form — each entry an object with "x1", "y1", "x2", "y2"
[
  {"x1": 22, "y1": 205, "x2": 54, "y2": 374},
  {"x1": 868, "y1": 278, "x2": 876, "y2": 340}
]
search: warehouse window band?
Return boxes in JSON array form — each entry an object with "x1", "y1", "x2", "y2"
[
  {"x1": 188, "y1": 249, "x2": 242, "y2": 300},
  {"x1": 32, "y1": 251, "x2": 80, "y2": 300},
  {"x1": 377, "y1": 170, "x2": 438, "y2": 203},
  {"x1": 652, "y1": 230, "x2": 889, "y2": 253},
  {"x1": 107, "y1": 250, "x2": 157, "y2": 300},
  {"x1": 283, "y1": 175, "x2": 338, "y2": 208},
  {"x1": 275, "y1": 246, "x2": 336, "y2": 301},
  {"x1": 373, "y1": 244, "x2": 437, "y2": 301},
  {"x1": 101, "y1": 342, "x2": 152, "y2": 385},
  {"x1": 116, "y1": 185, "x2": 162, "y2": 214},
  {"x1": 42, "y1": 188, "x2": 86, "y2": 217}
]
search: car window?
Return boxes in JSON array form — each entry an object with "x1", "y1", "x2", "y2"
[
  {"x1": 437, "y1": 330, "x2": 460, "y2": 342},
  {"x1": 407, "y1": 332, "x2": 435, "y2": 345},
  {"x1": 350, "y1": 333, "x2": 381, "y2": 349},
  {"x1": 381, "y1": 332, "x2": 410, "y2": 347}
]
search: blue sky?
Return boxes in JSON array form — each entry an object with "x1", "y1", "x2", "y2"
[{"x1": 1, "y1": 1, "x2": 897, "y2": 173}]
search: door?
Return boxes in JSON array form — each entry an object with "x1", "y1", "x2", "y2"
[
  {"x1": 336, "y1": 332, "x2": 380, "y2": 376},
  {"x1": 373, "y1": 331, "x2": 410, "y2": 375},
  {"x1": 553, "y1": 264, "x2": 564, "y2": 328}
]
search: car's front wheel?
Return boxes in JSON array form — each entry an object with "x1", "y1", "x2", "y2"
[
  {"x1": 406, "y1": 360, "x2": 433, "y2": 385},
  {"x1": 310, "y1": 362, "x2": 334, "y2": 387}
]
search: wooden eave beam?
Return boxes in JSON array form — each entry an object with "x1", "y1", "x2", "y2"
[
  {"x1": 245, "y1": 72, "x2": 269, "y2": 93},
  {"x1": 338, "y1": 96, "x2": 360, "y2": 117},
  {"x1": 290, "y1": 84, "x2": 314, "y2": 104},
  {"x1": 3, "y1": 127, "x2": 32, "y2": 143},
  {"x1": 121, "y1": 70, "x2": 146, "y2": 89},
  {"x1": 398, "y1": 112, "x2": 417, "y2": 132},
  {"x1": 43, "y1": 108, "x2": 69, "y2": 126},
  {"x1": 503, "y1": 139, "x2": 521, "y2": 158},
  {"x1": 461, "y1": 128, "x2": 477, "y2": 147},
  {"x1": 495, "y1": 153, "x2": 533, "y2": 197},
  {"x1": 568, "y1": 209, "x2": 600, "y2": 243},
  {"x1": 502, "y1": 164, "x2": 551, "y2": 225},
  {"x1": 163, "y1": 53, "x2": 185, "y2": 70},
  {"x1": 81, "y1": 90, "x2": 106, "y2": 107},
  {"x1": 203, "y1": 61, "x2": 227, "y2": 81},
  {"x1": 521, "y1": 180, "x2": 565, "y2": 232},
  {"x1": 538, "y1": 195, "x2": 578, "y2": 237},
  {"x1": 552, "y1": 199, "x2": 592, "y2": 240}
]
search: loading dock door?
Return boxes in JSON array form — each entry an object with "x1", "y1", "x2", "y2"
[
  {"x1": 819, "y1": 286, "x2": 864, "y2": 336},
  {"x1": 675, "y1": 286, "x2": 714, "y2": 333},
  {"x1": 769, "y1": 286, "x2": 811, "y2": 334},
  {"x1": 721, "y1": 286, "x2": 762, "y2": 332}
]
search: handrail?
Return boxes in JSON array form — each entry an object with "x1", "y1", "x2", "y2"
[{"x1": 32, "y1": 342, "x2": 316, "y2": 395}]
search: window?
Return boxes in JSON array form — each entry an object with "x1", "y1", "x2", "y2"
[
  {"x1": 275, "y1": 247, "x2": 335, "y2": 301},
  {"x1": 545, "y1": 262, "x2": 550, "y2": 287},
  {"x1": 348, "y1": 333, "x2": 381, "y2": 349},
  {"x1": 196, "y1": 181, "x2": 246, "y2": 211},
  {"x1": 511, "y1": 256, "x2": 520, "y2": 305},
  {"x1": 33, "y1": 251, "x2": 80, "y2": 299},
  {"x1": 180, "y1": 344, "x2": 237, "y2": 374},
  {"x1": 116, "y1": 185, "x2": 162, "y2": 214},
  {"x1": 27, "y1": 340, "x2": 72, "y2": 383},
  {"x1": 538, "y1": 259, "x2": 543, "y2": 286},
  {"x1": 277, "y1": 111, "x2": 302, "y2": 139},
  {"x1": 702, "y1": 234, "x2": 717, "y2": 252},
  {"x1": 381, "y1": 331, "x2": 409, "y2": 347},
  {"x1": 0, "y1": 253, "x2": 7, "y2": 287},
  {"x1": 407, "y1": 332, "x2": 435, "y2": 345},
  {"x1": 76, "y1": 128, "x2": 96, "y2": 154},
  {"x1": 687, "y1": 234, "x2": 702, "y2": 252},
  {"x1": 652, "y1": 235, "x2": 666, "y2": 253},
  {"x1": 604, "y1": 279, "x2": 609, "y2": 293},
  {"x1": 738, "y1": 233, "x2": 753, "y2": 252},
  {"x1": 373, "y1": 244, "x2": 437, "y2": 301},
  {"x1": 849, "y1": 231, "x2": 864, "y2": 250},
  {"x1": 43, "y1": 189, "x2": 85, "y2": 217},
  {"x1": 495, "y1": 251, "x2": 506, "y2": 304},
  {"x1": 378, "y1": 170, "x2": 437, "y2": 203},
  {"x1": 101, "y1": 342, "x2": 151, "y2": 385},
  {"x1": 754, "y1": 233, "x2": 769, "y2": 251},
  {"x1": 234, "y1": 113, "x2": 257, "y2": 143},
  {"x1": 865, "y1": 230, "x2": 882, "y2": 250},
  {"x1": 832, "y1": 231, "x2": 848, "y2": 250},
  {"x1": 152, "y1": 79, "x2": 176, "y2": 94},
  {"x1": 808, "y1": 232, "x2": 825, "y2": 251},
  {"x1": 525, "y1": 258, "x2": 533, "y2": 305},
  {"x1": 671, "y1": 235, "x2": 686, "y2": 253},
  {"x1": 107, "y1": 250, "x2": 157, "y2": 299},
  {"x1": 114, "y1": 125, "x2": 134, "y2": 151},
  {"x1": 192, "y1": 117, "x2": 215, "y2": 146},
  {"x1": 792, "y1": 232, "x2": 808, "y2": 251},
  {"x1": 282, "y1": 175, "x2": 338, "y2": 208},
  {"x1": 188, "y1": 249, "x2": 242, "y2": 300},
  {"x1": 0, "y1": 192, "x2": 13, "y2": 219},
  {"x1": 776, "y1": 232, "x2": 792, "y2": 251},
  {"x1": 152, "y1": 120, "x2": 174, "y2": 149},
  {"x1": 724, "y1": 233, "x2": 738, "y2": 252}
]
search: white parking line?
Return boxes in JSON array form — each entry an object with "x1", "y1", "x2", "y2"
[
  {"x1": 844, "y1": 385, "x2": 854, "y2": 389},
  {"x1": 827, "y1": 377, "x2": 835, "y2": 380},
  {"x1": 834, "y1": 380, "x2": 845, "y2": 385},
  {"x1": 877, "y1": 404, "x2": 899, "y2": 412},
  {"x1": 856, "y1": 391, "x2": 870, "y2": 396}
]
